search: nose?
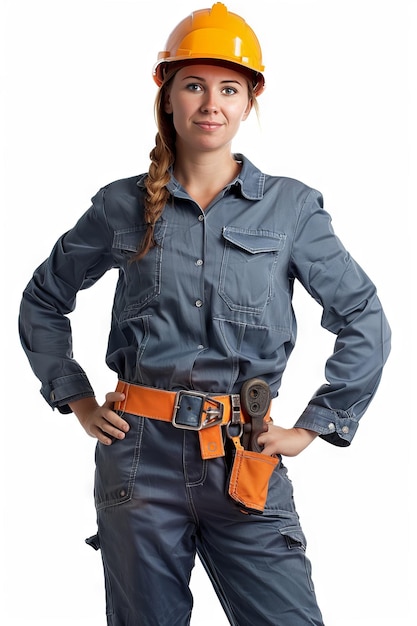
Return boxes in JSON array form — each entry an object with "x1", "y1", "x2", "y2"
[{"x1": 200, "y1": 89, "x2": 219, "y2": 114}]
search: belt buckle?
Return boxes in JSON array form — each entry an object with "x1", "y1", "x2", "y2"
[{"x1": 172, "y1": 391, "x2": 224, "y2": 430}]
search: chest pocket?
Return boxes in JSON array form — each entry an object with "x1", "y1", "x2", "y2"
[
  {"x1": 219, "y1": 226, "x2": 286, "y2": 315},
  {"x1": 113, "y1": 220, "x2": 167, "y2": 315}
]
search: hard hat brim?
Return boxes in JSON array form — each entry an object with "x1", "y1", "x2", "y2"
[{"x1": 153, "y1": 57, "x2": 265, "y2": 96}]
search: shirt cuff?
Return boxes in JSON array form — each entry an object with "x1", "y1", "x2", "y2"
[
  {"x1": 41, "y1": 374, "x2": 95, "y2": 413},
  {"x1": 294, "y1": 404, "x2": 359, "y2": 447}
]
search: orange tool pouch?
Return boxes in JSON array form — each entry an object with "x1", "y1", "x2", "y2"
[{"x1": 227, "y1": 435, "x2": 278, "y2": 514}]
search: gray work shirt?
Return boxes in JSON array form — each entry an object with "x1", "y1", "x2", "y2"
[{"x1": 19, "y1": 154, "x2": 391, "y2": 446}]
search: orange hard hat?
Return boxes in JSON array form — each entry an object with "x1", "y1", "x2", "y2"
[{"x1": 153, "y1": 2, "x2": 265, "y2": 95}]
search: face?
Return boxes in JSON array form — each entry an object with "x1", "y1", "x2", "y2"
[{"x1": 164, "y1": 64, "x2": 253, "y2": 155}]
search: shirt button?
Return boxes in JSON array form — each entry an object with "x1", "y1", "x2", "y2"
[
  {"x1": 342, "y1": 426, "x2": 349, "y2": 434},
  {"x1": 196, "y1": 259, "x2": 203, "y2": 266},
  {"x1": 197, "y1": 344, "x2": 204, "y2": 350},
  {"x1": 195, "y1": 300, "x2": 203, "y2": 307},
  {"x1": 198, "y1": 214, "x2": 204, "y2": 221},
  {"x1": 328, "y1": 423, "x2": 335, "y2": 431}
]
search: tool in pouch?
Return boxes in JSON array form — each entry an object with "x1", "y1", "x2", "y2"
[{"x1": 227, "y1": 378, "x2": 279, "y2": 514}]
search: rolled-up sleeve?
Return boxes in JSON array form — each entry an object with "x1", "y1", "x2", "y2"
[
  {"x1": 19, "y1": 188, "x2": 115, "y2": 412},
  {"x1": 290, "y1": 190, "x2": 391, "y2": 446}
]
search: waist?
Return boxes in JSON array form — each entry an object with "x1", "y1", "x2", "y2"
[{"x1": 114, "y1": 380, "x2": 247, "y2": 430}]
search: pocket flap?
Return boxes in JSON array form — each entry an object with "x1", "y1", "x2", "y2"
[{"x1": 223, "y1": 226, "x2": 286, "y2": 254}]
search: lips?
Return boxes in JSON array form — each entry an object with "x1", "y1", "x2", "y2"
[{"x1": 194, "y1": 121, "x2": 223, "y2": 131}]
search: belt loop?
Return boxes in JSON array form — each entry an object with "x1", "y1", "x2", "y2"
[{"x1": 230, "y1": 394, "x2": 242, "y2": 425}]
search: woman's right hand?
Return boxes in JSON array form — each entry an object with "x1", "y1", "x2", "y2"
[{"x1": 69, "y1": 392, "x2": 130, "y2": 445}]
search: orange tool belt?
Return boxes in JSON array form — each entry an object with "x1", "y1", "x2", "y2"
[
  {"x1": 114, "y1": 380, "x2": 278, "y2": 514},
  {"x1": 114, "y1": 380, "x2": 254, "y2": 460}
]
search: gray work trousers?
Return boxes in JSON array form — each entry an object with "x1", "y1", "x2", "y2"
[{"x1": 91, "y1": 413, "x2": 325, "y2": 625}]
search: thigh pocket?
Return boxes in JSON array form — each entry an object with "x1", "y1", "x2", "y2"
[
  {"x1": 94, "y1": 414, "x2": 144, "y2": 510},
  {"x1": 279, "y1": 524, "x2": 307, "y2": 551},
  {"x1": 278, "y1": 521, "x2": 316, "y2": 592}
]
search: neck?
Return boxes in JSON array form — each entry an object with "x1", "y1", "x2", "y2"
[{"x1": 173, "y1": 149, "x2": 240, "y2": 193}]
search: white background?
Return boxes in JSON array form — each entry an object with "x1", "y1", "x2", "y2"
[{"x1": 1, "y1": 0, "x2": 415, "y2": 624}]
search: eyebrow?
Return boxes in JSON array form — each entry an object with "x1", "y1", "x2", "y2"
[{"x1": 181, "y1": 75, "x2": 243, "y2": 85}]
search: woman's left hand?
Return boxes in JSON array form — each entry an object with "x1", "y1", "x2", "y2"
[{"x1": 257, "y1": 424, "x2": 318, "y2": 457}]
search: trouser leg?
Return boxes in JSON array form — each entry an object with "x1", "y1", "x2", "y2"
[
  {"x1": 196, "y1": 517, "x2": 324, "y2": 626},
  {"x1": 94, "y1": 415, "x2": 198, "y2": 626},
  {"x1": 189, "y1": 440, "x2": 325, "y2": 625},
  {"x1": 98, "y1": 502, "x2": 197, "y2": 626}
]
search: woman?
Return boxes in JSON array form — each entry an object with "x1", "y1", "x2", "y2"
[{"x1": 19, "y1": 3, "x2": 391, "y2": 625}]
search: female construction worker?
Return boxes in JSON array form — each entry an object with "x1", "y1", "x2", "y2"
[{"x1": 19, "y1": 3, "x2": 391, "y2": 625}]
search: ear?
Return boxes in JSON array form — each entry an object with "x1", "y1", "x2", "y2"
[
  {"x1": 241, "y1": 99, "x2": 253, "y2": 121},
  {"x1": 164, "y1": 92, "x2": 173, "y2": 114}
]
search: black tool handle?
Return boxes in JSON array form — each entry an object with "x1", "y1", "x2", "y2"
[{"x1": 240, "y1": 378, "x2": 270, "y2": 452}]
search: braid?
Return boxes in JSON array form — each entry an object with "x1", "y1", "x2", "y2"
[{"x1": 133, "y1": 71, "x2": 177, "y2": 261}]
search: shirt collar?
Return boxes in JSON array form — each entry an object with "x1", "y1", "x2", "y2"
[
  {"x1": 136, "y1": 154, "x2": 265, "y2": 201},
  {"x1": 232, "y1": 153, "x2": 265, "y2": 200}
]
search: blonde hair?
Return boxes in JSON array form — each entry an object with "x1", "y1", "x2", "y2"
[{"x1": 134, "y1": 66, "x2": 258, "y2": 261}]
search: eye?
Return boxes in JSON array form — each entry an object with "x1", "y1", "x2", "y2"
[
  {"x1": 186, "y1": 83, "x2": 203, "y2": 92},
  {"x1": 222, "y1": 86, "x2": 238, "y2": 95}
]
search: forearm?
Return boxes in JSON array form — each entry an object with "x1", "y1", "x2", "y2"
[{"x1": 69, "y1": 396, "x2": 100, "y2": 420}]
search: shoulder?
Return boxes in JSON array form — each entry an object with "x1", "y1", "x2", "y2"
[
  {"x1": 91, "y1": 174, "x2": 147, "y2": 226},
  {"x1": 264, "y1": 173, "x2": 321, "y2": 205},
  {"x1": 256, "y1": 170, "x2": 323, "y2": 222},
  {"x1": 238, "y1": 154, "x2": 320, "y2": 205},
  {"x1": 94, "y1": 173, "x2": 146, "y2": 202}
]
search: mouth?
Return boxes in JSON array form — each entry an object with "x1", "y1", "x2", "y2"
[{"x1": 194, "y1": 121, "x2": 223, "y2": 131}]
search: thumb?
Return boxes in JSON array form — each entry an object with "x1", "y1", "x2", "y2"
[{"x1": 104, "y1": 391, "x2": 125, "y2": 407}]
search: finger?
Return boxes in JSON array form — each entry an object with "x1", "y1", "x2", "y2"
[
  {"x1": 104, "y1": 391, "x2": 125, "y2": 406},
  {"x1": 260, "y1": 443, "x2": 279, "y2": 456},
  {"x1": 102, "y1": 391, "x2": 130, "y2": 433},
  {"x1": 256, "y1": 433, "x2": 268, "y2": 447},
  {"x1": 90, "y1": 424, "x2": 115, "y2": 446},
  {"x1": 100, "y1": 420, "x2": 124, "y2": 439},
  {"x1": 257, "y1": 433, "x2": 280, "y2": 456},
  {"x1": 101, "y1": 407, "x2": 130, "y2": 433},
  {"x1": 91, "y1": 417, "x2": 126, "y2": 444},
  {"x1": 98, "y1": 412, "x2": 131, "y2": 438}
]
